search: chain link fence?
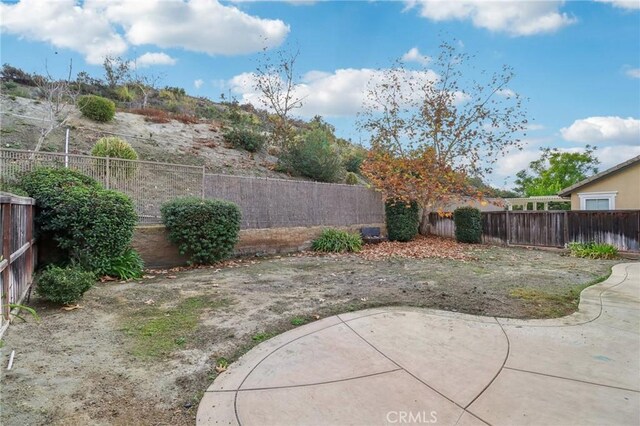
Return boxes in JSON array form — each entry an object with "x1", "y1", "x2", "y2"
[{"x1": 0, "y1": 149, "x2": 384, "y2": 228}]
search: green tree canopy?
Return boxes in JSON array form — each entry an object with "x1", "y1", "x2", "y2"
[{"x1": 514, "y1": 146, "x2": 600, "y2": 196}]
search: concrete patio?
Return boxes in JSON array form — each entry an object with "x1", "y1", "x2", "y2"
[{"x1": 197, "y1": 263, "x2": 640, "y2": 425}]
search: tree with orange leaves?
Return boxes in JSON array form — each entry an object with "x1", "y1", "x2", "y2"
[{"x1": 359, "y1": 40, "x2": 528, "y2": 211}]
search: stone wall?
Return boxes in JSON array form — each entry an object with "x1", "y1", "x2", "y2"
[{"x1": 132, "y1": 223, "x2": 386, "y2": 268}]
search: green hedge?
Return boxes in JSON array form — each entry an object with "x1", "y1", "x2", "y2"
[
  {"x1": 453, "y1": 206, "x2": 482, "y2": 244},
  {"x1": 19, "y1": 167, "x2": 137, "y2": 273},
  {"x1": 385, "y1": 200, "x2": 419, "y2": 242},
  {"x1": 78, "y1": 95, "x2": 116, "y2": 122},
  {"x1": 161, "y1": 197, "x2": 241, "y2": 265}
]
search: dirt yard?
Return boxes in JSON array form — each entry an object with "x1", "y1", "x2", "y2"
[{"x1": 0, "y1": 240, "x2": 619, "y2": 426}]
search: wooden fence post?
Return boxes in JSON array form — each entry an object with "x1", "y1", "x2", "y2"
[
  {"x1": 25, "y1": 203, "x2": 33, "y2": 283},
  {"x1": 105, "y1": 157, "x2": 110, "y2": 190},
  {"x1": 505, "y1": 210, "x2": 511, "y2": 246},
  {"x1": 2, "y1": 203, "x2": 12, "y2": 320},
  {"x1": 563, "y1": 211, "x2": 569, "y2": 247}
]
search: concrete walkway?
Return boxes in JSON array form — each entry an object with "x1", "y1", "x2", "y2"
[{"x1": 197, "y1": 263, "x2": 640, "y2": 426}]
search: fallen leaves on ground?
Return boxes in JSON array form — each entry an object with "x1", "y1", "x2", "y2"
[{"x1": 359, "y1": 235, "x2": 475, "y2": 261}]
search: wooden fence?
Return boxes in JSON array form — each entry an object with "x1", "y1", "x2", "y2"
[
  {"x1": 0, "y1": 193, "x2": 36, "y2": 337},
  {"x1": 426, "y1": 210, "x2": 640, "y2": 252}
]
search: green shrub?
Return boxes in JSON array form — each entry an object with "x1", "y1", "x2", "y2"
[
  {"x1": 567, "y1": 242, "x2": 619, "y2": 259},
  {"x1": 36, "y1": 265, "x2": 96, "y2": 305},
  {"x1": 161, "y1": 197, "x2": 242, "y2": 265},
  {"x1": 312, "y1": 228, "x2": 363, "y2": 253},
  {"x1": 453, "y1": 206, "x2": 482, "y2": 244},
  {"x1": 345, "y1": 172, "x2": 359, "y2": 185},
  {"x1": 91, "y1": 136, "x2": 138, "y2": 160},
  {"x1": 19, "y1": 167, "x2": 137, "y2": 273},
  {"x1": 344, "y1": 150, "x2": 365, "y2": 174},
  {"x1": 385, "y1": 201, "x2": 419, "y2": 242},
  {"x1": 114, "y1": 85, "x2": 134, "y2": 102},
  {"x1": 78, "y1": 95, "x2": 116, "y2": 122},
  {"x1": 224, "y1": 127, "x2": 266, "y2": 152},
  {"x1": 280, "y1": 129, "x2": 344, "y2": 183},
  {"x1": 103, "y1": 247, "x2": 144, "y2": 279}
]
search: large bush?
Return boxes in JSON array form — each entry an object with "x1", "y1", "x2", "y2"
[
  {"x1": 91, "y1": 136, "x2": 138, "y2": 160},
  {"x1": 453, "y1": 206, "x2": 482, "y2": 244},
  {"x1": 78, "y1": 95, "x2": 116, "y2": 122},
  {"x1": 36, "y1": 265, "x2": 96, "y2": 305},
  {"x1": 161, "y1": 197, "x2": 241, "y2": 265},
  {"x1": 312, "y1": 229, "x2": 363, "y2": 253},
  {"x1": 280, "y1": 129, "x2": 344, "y2": 183},
  {"x1": 19, "y1": 167, "x2": 137, "y2": 273},
  {"x1": 224, "y1": 127, "x2": 266, "y2": 153},
  {"x1": 385, "y1": 200, "x2": 419, "y2": 242}
]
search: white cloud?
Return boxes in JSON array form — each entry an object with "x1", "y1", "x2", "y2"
[
  {"x1": 194, "y1": 79, "x2": 204, "y2": 89},
  {"x1": 135, "y1": 52, "x2": 177, "y2": 68},
  {"x1": 405, "y1": 0, "x2": 576, "y2": 36},
  {"x1": 596, "y1": 0, "x2": 640, "y2": 10},
  {"x1": 0, "y1": 0, "x2": 127, "y2": 64},
  {"x1": 597, "y1": 145, "x2": 640, "y2": 169},
  {"x1": 401, "y1": 47, "x2": 431, "y2": 66},
  {"x1": 1, "y1": 0, "x2": 289, "y2": 64},
  {"x1": 560, "y1": 116, "x2": 640, "y2": 145},
  {"x1": 625, "y1": 68, "x2": 640, "y2": 79},
  {"x1": 229, "y1": 67, "x2": 439, "y2": 118}
]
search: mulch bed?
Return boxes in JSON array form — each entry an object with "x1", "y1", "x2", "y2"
[{"x1": 359, "y1": 234, "x2": 475, "y2": 261}]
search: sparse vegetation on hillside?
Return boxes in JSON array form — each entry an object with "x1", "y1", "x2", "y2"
[{"x1": 0, "y1": 63, "x2": 366, "y2": 184}]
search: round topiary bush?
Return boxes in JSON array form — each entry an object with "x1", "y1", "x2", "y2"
[
  {"x1": 36, "y1": 265, "x2": 96, "y2": 305},
  {"x1": 91, "y1": 136, "x2": 138, "y2": 160},
  {"x1": 161, "y1": 197, "x2": 242, "y2": 265},
  {"x1": 18, "y1": 167, "x2": 138, "y2": 273},
  {"x1": 385, "y1": 200, "x2": 419, "y2": 242},
  {"x1": 453, "y1": 206, "x2": 482, "y2": 243},
  {"x1": 78, "y1": 95, "x2": 116, "y2": 122}
]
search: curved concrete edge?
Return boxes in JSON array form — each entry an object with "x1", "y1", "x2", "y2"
[
  {"x1": 197, "y1": 262, "x2": 638, "y2": 425},
  {"x1": 497, "y1": 262, "x2": 635, "y2": 328}
]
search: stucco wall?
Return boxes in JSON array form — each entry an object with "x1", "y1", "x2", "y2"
[
  {"x1": 570, "y1": 162, "x2": 640, "y2": 210},
  {"x1": 132, "y1": 223, "x2": 386, "y2": 268}
]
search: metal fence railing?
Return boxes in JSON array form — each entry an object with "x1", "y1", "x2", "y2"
[{"x1": 0, "y1": 149, "x2": 385, "y2": 228}]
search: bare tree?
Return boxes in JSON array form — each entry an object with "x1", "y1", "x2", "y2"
[
  {"x1": 359, "y1": 40, "x2": 529, "y2": 208},
  {"x1": 103, "y1": 56, "x2": 131, "y2": 88},
  {"x1": 32, "y1": 59, "x2": 82, "y2": 153},
  {"x1": 254, "y1": 47, "x2": 305, "y2": 148}
]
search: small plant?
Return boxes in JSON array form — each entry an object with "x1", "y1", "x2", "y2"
[
  {"x1": 102, "y1": 247, "x2": 144, "y2": 279},
  {"x1": 161, "y1": 197, "x2": 242, "y2": 265},
  {"x1": 453, "y1": 206, "x2": 482, "y2": 244},
  {"x1": 345, "y1": 172, "x2": 359, "y2": 185},
  {"x1": 36, "y1": 265, "x2": 96, "y2": 305},
  {"x1": 252, "y1": 332, "x2": 275, "y2": 343},
  {"x1": 567, "y1": 242, "x2": 619, "y2": 259},
  {"x1": 290, "y1": 317, "x2": 308, "y2": 326},
  {"x1": 77, "y1": 95, "x2": 116, "y2": 122},
  {"x1": 9, "y1": 303, "x2": 40, "y2": 322},
  {"x1": 385, "y1": 200, "x2": 419, "y2": 242},
  {"x1": 312, "y1": 228, "x2": 363, "y2": 253},
  {"x1": 224, "y1": 127, "x2": 266, "y2": 152}
]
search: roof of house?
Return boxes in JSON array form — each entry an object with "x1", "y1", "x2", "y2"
[{"x1": 558, "y1": 155, "x2": 640, "y2": 197}]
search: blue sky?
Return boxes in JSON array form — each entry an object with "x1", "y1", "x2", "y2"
[{"x1": 1, "y1": 0, "x2": 639, "y2": 188}]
